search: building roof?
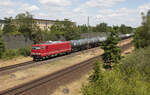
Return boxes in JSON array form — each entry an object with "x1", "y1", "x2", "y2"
[
  {"x1": 33, "y1": 18, "x2": 58, "y2": 22},
  {"x1": 0, "y1": 18, "x2": 59, "y2": 23}
]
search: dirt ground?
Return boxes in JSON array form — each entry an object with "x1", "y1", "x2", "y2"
[
  {"x1": 51, "y1": 73, "x2": 90, "y2": 95},
  {"x1": 0, "y1": 56, "x2": 32, "y2": 68},
  {"x1": 0, "y1": 47, "x2": 104, "y2": 91},
  {"x1": 0, "y1": 38, "x2": 133, "y2": 91},
  {"x1": 122, "y1": 46, "x2": 134, "y2": 55},
  {"x1": 118, "y1": 38, "x2": 133, "y2": 47}
]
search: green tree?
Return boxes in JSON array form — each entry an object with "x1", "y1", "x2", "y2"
[
  {"x1": 0, "y1": 28, "x2": 5, "y2": 58},
  {"x1": 41, "y1": 29, "x2": 53, "y2": 41},
  {"x1": 101, "y1": 31, "x2": 121, "y2": 66},
  {"x1": 113, "y1": 25, "x2": 120, "y2": 33},
  {"x1": 31, "y1": 25, "x2": 43, "y2": 44},
  {"x1": 134, "y1": 10, "x2": 150, "y2": 48},
  {"x1": 50, "y1": 19, "x2": 80, "y2": 40},
  {"x1": 16, "y1": 12, "x2": 43, "y2": 43},
  {"x1": 78, "y1": 25, "x2": 88, "y2": 33},
  {"x1": 89, "y1": 61, "x2": 102, "y2": 83},
  {"x1": 16, "y1": 12, "x2": 34, "y2": 40},
  {"x1": 95, "y1": 22, "x2": 108, "y2": 32},
  {"x1": 3, "y1": 17, "x2": 17, "y2": 34},
  {"x1": 119, "y1": 24, "x2": 133, "y2": 34},
  {"x1": 119, "y1": 24, "x2": 126, "y2": 34}
]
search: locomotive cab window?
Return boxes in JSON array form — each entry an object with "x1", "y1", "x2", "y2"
[{"x1": 32, "y1": 46, "x2": 40, "y2": 50}]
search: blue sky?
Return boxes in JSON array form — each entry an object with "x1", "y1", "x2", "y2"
[{"x1": 0, "y1": 0, "x2": 150, "y2": 27}]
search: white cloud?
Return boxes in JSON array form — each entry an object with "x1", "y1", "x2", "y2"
[
  {"x1": 95, "y1": 8, "x2": 140, "y2": 27},
  {"x1": 7, "y1": 10, "x2": 15, "y2": 14},
  {"x1": 138, "y1": 3, "x2": 150, "y2": 13},
  {"x1": 0, "y1": 1, "x2": 41, "y2": 19},
  {"x1": 26, "y1": 5, "x2": 39, "y2": 11},
  {"x1": 17, "y1": 3, "x2": 40, "y2": 13},
  {"x1": 84, "y1": 0, "x2": 125, "y2": 8},
  {"x1": 0, "y1": 0, "x2": 13, "y2": 6},
  {"x1": 73, "y1": 0, "x2": 125, "y2": 16},
  {"x1": 1, "y1": 0, "x2": 150, "y2": 28},
  {"x1": 38, "y1": 0, "x2": 72, "y2": 6}
]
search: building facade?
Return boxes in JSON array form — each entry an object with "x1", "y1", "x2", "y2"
[
  {"x1": 33, "y1": 19, "x2": 57, "y2": 30},
  {"x1": 0, "y1": 19, "x2": 57, "y2": 30}
]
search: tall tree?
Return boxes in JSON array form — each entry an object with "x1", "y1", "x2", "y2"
[
  {"x1": 16, "y1": 12, "x2": 34, "y2": 40},
  {"x1": 113, "y1": 25, "x2": 120, "y2": 33},
  {"x1": 0, "y1": 28, "x2": 5, "y2": 58},
  {"x1": 119, "y1": 24, "x2": 133, "y2": 34},
  {"x1": 119, "y1": 24, "x2": 126, "y2": 34},
  {"x1": 95, "y1": 22, "x2": 108, "y2": 32},
  {"x1": 78, "y1": 25, "x2": 88, "y2": 33},
  {"x1": 101, "y1": 30, "x2": 121, "y2": 67},
  {"x1": 31, "y1": 25, "x2": 43, "y2": 44},
  {"x1": 50, "y1": 19, "x2": 80, "y2": 41},
  {"x1": 134, "y1": 10, "x2": 150, "y2": 48},
  {"x1": 3, "y1": 17, "x2": 17, "y2": 34},
  {"x1": 16, "y1": 12, "x2": 43, "y2": 43}
]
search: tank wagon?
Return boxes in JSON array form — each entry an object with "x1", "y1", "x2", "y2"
[
  {"x1": 31, "y1": 33, "x2": 134, "y2": 61},
  {"x1": 70, "y1": 37, "x2": 106, "y2": 51}
]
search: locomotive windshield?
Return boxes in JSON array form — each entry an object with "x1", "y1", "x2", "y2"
[{"x1": 32, "y1": 46, "x2": 40, "y2": 50}]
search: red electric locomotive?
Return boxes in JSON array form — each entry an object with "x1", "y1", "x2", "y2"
[{"x1": 31, "y1": 41, "x2": 71, "y2": 61}]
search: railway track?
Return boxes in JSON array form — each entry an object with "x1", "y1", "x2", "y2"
[
  {"x1": 0, "y1": 48, "x2": 95, "y2": 75},
  {"x1": 0, "y1": 61, "x2": 34, "y2": 73},
  {"x1": 0, "y1": 40, "x2": 133, "y2": 75},
  {"x1": 0, "y1": 41, "x2": 133, "y2": 95},
  {"x1": 0, "y1": 55, "x2": 99, "y2": 95}
]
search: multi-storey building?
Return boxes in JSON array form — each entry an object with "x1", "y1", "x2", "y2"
[
  {"x1": 0, "y1": 19, "x2": 58, "y2": 30},
  {"x1": 33, "y1": 19, "x2": 58, "y2": 29}
]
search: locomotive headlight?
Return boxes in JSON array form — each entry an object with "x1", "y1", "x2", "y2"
[
  {"x1": 36, "y1": 53, "x2": 41, "y2": 55},
  {"x1": 32, "y1": 53, "x2": 41, "y2": 55},
  {"x1": 37, "y1": 53, "x2": 41, "y2": 55}
]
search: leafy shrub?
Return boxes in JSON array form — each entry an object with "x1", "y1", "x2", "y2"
[
  {"x1": 134, "y1": 11, "x2": 150, "y2": 48},
  {"x1": 0, "y1": 47, "x2": 31, "y2": 59},
  {"x1": 18, "y1": 47, "x2": 31, "y2": 57},
  {"x1": 0, "y1": 38, "x2": 5, "y2": 58},
  {"x1": 82, "y1": 46, "x2": 150, "y2": 95},
  {"x1": 2, "y1": 49, "x2": 19, "y2": 59}
]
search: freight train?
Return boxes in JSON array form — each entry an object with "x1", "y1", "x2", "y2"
[{"x1": 31, "y1": 33, "x2": 134, "y2": 61}]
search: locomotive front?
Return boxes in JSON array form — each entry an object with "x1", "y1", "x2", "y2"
[{"x1": 31, "y1": 44, "x2": 44, "y2": 61}]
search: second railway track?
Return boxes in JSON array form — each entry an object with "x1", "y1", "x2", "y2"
[
  {"x1": 0, "y1": 40, "x2": 133, "y2": 75},
  {"x1": 0, "y1": 41, "x2": 133, "y2": 95},
  {"x1": 0, "y1": 55, "x2": 99, "y2": 95},
  {"x1": 0, "y1": 47, "x2": 100, "y2": 75}
]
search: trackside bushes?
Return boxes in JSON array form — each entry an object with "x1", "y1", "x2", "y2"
[
  {"x1": 0, "y1": 47, "x2": 31, "y2": 59},
  {"x1": 0, "y1": 38, "x2": 5, "y2": 58},
  {"x1": 81, "y1": 46, "x2": 150, "y2": 95},
  {"x1": 18, "y1": 47, "x2": 31, "y2": 57},
  {"x1": 2, "y1": 49, "x2": 19, "y2": 59}
]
